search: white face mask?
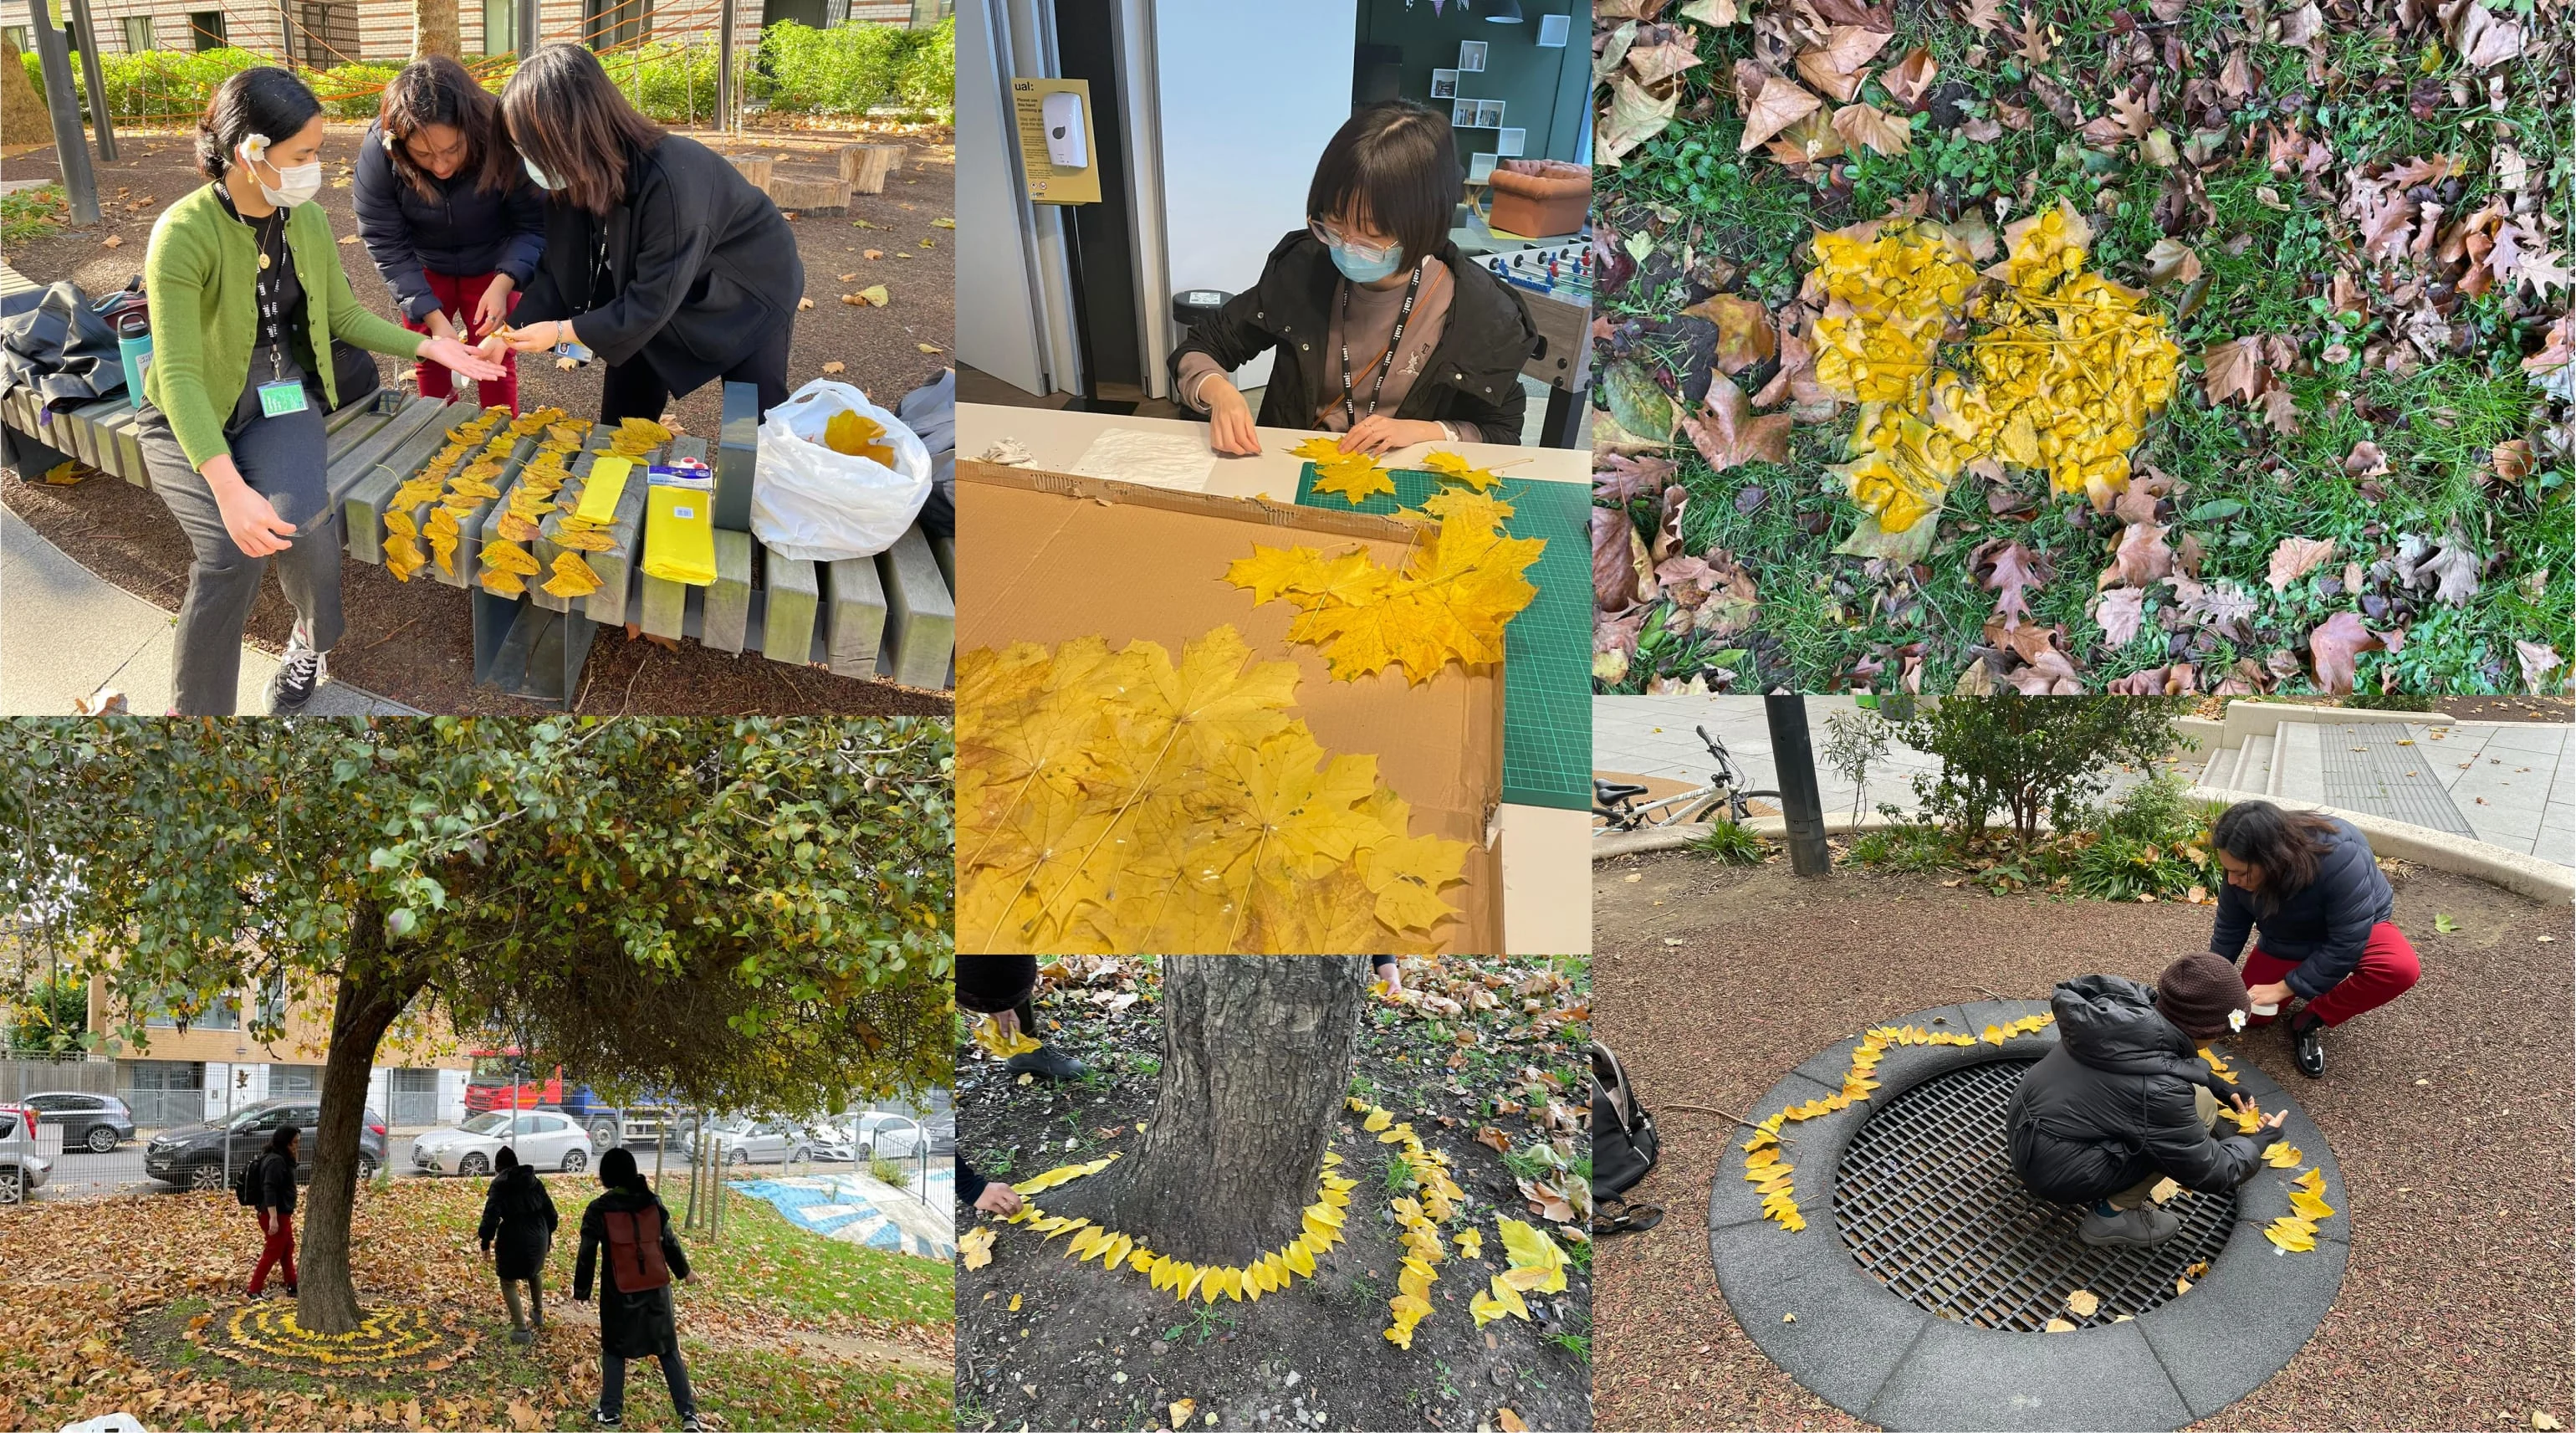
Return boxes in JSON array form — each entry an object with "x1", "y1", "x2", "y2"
[
  {"x1": 238, "y1": 136, "x2": 320, "y2": 208},
  {"x1": 524, "y1": 155, "x2": 560, "y2": 191}
]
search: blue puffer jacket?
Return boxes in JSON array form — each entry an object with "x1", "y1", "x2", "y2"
[
  {"x1": 2207, "y1": 817, "x2": 2395, "y2": 999},
  {"x1": 353, "y1": 120, "x2": 546, "y2": 325}
]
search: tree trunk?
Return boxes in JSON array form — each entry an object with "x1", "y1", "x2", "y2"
[
  {"x1": 296, "y1": 928, "x2": 425, "y2": 1335},
  {"x1": 413, "y1": 0, "x2": 459, "y2": 59},
  {"x1": 1100, "y1": 957, "x2": 1364, "y2": 1266}
]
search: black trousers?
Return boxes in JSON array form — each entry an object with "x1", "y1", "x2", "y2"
[{"x1": 597, "y1": 321, "x2": 793, "y2": 427}]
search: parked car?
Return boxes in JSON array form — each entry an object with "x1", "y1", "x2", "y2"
[
  {"x1": 704, "y1": 1116, "x2": 805, "y2": 1167},
  {"x1": 409, "y1": 1110, "x2": 594, "y2": 1177},
  {"x1": 871, "y1": 1112, "x2": 955, "y2": 1159},
  {"x1": 21, "y1": 1092, "x2": 138, "y2": 1153},
  {"x1": 0, "y1": 1108, "x2": 53, "y2": 1204},
  {"x1": 143, "y1": 1098, "x2": 389, "y2": 1192}
]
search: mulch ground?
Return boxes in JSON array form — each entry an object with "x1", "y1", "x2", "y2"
[
  {"x1": 0, "y1": 122, "x2": 953, "y2": 714},
  {"x1": 954, "y1": 957, "x2": 1594, "y2": 1433},
  {"x1": 1592, "y1": 852, "x2": 2573, "y2": 1431}
]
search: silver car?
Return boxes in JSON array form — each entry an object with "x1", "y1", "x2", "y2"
[
  {"x1": 408, "y1": 1111, "x2": 594, "y2": 1177},
  {"x1": 706, "y1": 1116, "x2": 805, "y2": 1166}
]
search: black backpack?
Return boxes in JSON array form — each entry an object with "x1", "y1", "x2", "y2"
[
  {"x1": 1591, "y1": 1041, "x2": 1660, "y2": 1200},
  {"x1": 233, "y1": 1154, "x2": 263, "y2": 1207}
]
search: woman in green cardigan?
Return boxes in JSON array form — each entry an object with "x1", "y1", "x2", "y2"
[{"x1": 138, "y1": 66, "x2": 501, "y2": 714}]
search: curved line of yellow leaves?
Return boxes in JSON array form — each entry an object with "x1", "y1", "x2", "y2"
[
  {"x1": 1744, "y1": 1013, "x2": 2055, "y2": 1233},
  {"x1": 192, "y1": 1302, "x2": 473, "y2": 1374},
  {"x1": 1353, "y1": 1098, "x2": 1464, "y2": 1349},
  {"x1": 972, "y1": 1151, "x2": 1363, "y2": 1306}
]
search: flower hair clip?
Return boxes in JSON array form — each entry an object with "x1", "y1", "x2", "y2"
[
  {"x1": 2228, "y1": 1007, "x2": 2248, "y2": 1033},
  {"x1": 238, "y1": 132, "x2": 272, "y2": 166}
]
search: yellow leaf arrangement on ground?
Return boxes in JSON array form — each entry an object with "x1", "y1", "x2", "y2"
[
  {"x1": 1745, "y1": 1013, "x2": 2055, "y2": 1233},
  {"x1": 2267, "y1": 1166, "x2": 2336, "y2": 1252},
  {"x1": 1225, "y1": 489, "x2": 1543, "y2": 685},
  {"x1": 957, "y1": 627, "x2": 1471, "y2": 953},
  {"x1": 984, "y1": 1151, "x2": 1362, "y2": 1308},
  {"x1": 1348, "y1": 1097, "x2": 1470, "y2": 1349},
  {"x1": 1807, "y1": 202, "x2": 2182, "y2": 553}
]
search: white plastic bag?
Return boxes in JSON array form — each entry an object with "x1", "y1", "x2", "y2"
[{"x1": 751, "y1": 379, "x2": 933, "y2": 561}]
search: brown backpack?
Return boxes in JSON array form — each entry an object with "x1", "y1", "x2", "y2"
[{"x1": 604, "y1": 1204, "x2": 671, "y2": 1293}]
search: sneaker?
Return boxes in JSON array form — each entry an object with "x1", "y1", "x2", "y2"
[
  {"x1": 2290, "y1": 1012, "x2": 2326, "y2": 1079},
  {"x1": 681, "y1": 1416, "x2": 704, "y2": 1433},
  {"x1": 591, "y1": 1410, "x2": 621, "y2": 1428},
  {"x1": 1004, "y1": 1044, "x2": 1091, "y2": 1082},
  {"x1": 268, "y1": 632, "x2": 327, "y2": 713},
  {"x1": 2078, "y1": 1205, "x2": 2181, "y2": 1248},
  {"x1": 509, "y1": 1327, "x2": 534, "y2": 1344}
]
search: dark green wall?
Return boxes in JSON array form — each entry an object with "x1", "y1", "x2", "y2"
[{"x1": 1357, "y1": 1, "x2": 1582, "y2": 166}]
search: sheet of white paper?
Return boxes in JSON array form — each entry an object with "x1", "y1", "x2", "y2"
[{"x1": 1062, "y1": 426, "x2": 1217, "y2": 491}]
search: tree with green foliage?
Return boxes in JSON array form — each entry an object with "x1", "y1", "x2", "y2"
[
  {"x1": 7, "y1": 969, "x2": 88, "y2": 1056},
  {"x1": 0, "y1": 717, "x2": 953, "y2": 1335},
  {"x1": 1894, "y1": 695, "x2": 2188, "y2": 850}
]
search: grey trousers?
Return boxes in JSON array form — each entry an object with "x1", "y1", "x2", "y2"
[{"x1": 132, "y1": 400, "x2": 340, "y2": 715}]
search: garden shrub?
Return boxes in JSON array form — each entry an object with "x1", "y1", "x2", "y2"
[
  {"x1": 1896, "y1": 694, "x2": 2190, "y2": 849},
  {"x1": 1686, "y1": 819, "x2": 1769, "y2": 865},
  {"x1": 751, "y1": 16, "x2": 952, "y2": 117}
]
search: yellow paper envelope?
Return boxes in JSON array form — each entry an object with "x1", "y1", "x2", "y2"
[{"x1": 575, "y1": 456, "x2": 632, "y2": 525}]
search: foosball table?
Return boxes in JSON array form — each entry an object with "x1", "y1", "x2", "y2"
[{"x1": 0, "y1": 381, "x2": 955, "y2": 706}]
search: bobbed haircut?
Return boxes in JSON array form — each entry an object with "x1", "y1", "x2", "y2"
[
  {"x1": 2211, "y1": 800, "x2": 2341, "y2": 907},
  {"x1": 196, "y1": 67, "x2": 325, "y2": 182},
  {"x1": 501, "y1": 44, "x2": 667, "y2": 217},
  {"x1": 1306, "y1": 101, "x2": 1458, "y2": 267},
  {"x1": 599, "y1": 1144, "x2": 648, "y2": 1193},
  {"x1": 380, "y1": 54, "x2": 518, "y2": 201}
]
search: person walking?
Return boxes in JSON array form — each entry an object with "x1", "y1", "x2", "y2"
[
  {"x1": 2207, "y1": 800, "x2": 2421, "y2": 1078},
  {"x1": 573, "y1": 1147, "x2": 700, "y2": 1431},
  {"x1": 957, "y1": 955, "x2": 1087, "y2": 1082},
  {"x1": 247, "y1": 1123, "x2": 300, "y2": 1297},
  {"x1": 489, "y1": 44, "x2": 803, "y2": 426},
  {"x1": 138, "y1": 66, "x2": 503, "y2": 714},
  {"x1": 354, "y1": 54, "x2": 546, "y2": 412},
  {"x1": 478, "y1": 1145, "x2": 560, "y2": 1343},
  {"x1": 2006, "y1": 957, "x2": 2287, "y2": 1248}
]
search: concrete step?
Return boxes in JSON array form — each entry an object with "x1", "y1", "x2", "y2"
[
  {"x1": 2236, "y1": 733, "x2": 2274, "y2": 795},
  {"x1": 2273, "y1": 721, "x2": 2322, "y2": 801},
  {"x1": 2202, "y1": 745, "x2": 2239, "y2": 791}
]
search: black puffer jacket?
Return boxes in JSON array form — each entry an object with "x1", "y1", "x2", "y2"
[
  {"x1": 574, "y1": 1188, "x2": 690, "y2": 1358},
  {"x1": 478, "y1": 1164, "x2": 560, "y2": 1282},
  {"x1": 353, "y1": 120, "x2": 547, "y2": 325},
  {"x1": 1168, "y1": 231, "x2": 1540, "y2": 442},
  {"x1": 2209, "y1": 816, "x2": 2395, "y2": 999},
  {"x1": 2005, "y1": 975, "x2": 2276, "y2": 1205},
  {"x1": 254, "y1": 1149, "x2": 298, "y2": 1216}
]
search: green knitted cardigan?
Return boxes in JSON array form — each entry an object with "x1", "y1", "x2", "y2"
[{"x1": 141, "y1": 182, "x2": 423, "y2": 469}]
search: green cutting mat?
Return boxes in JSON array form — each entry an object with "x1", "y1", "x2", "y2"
[{"x1": 1289, "y1": 465, "x2": 1592, "y2": 811}]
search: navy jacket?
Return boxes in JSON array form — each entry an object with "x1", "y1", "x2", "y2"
[
  {"x1": 2208, "y1": 817, "x2": 2395, "y2": 999},
  {"x1": 511, "y1": 134, "x2": 804, "y2": 392},
  {"x1": 353, "y1": 120, "x2": 546, "y2": 325},
  {"x1": 2006, "y1": 975, "x2": 2275, "y2": 1205}
]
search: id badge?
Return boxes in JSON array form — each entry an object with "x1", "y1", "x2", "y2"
[{"x1": 257, "y1": 380, "x2": 309, "y2": 418}]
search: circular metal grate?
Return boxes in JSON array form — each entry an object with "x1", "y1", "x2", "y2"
[{"x1": 1832, "y1": 1057, "x2": 2237, "y2": 1333}]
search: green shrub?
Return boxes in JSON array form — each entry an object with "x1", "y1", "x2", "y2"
[
  {"x1": 313, "y1": 62, "x2": 403, "y2": 119},
  {"x1": 0, "y1": 182, "x2": 65, "y2": 244},
  {"x1": 1844, "y1": 822, "x2": 1955, "y2": 873},
  {"x1": 1896, "y1": 695, "x2": 2190, "y2": 849},
  {"x1": 1687, "y1": 819, "x2": 1769, "y2": 865},
  {"x1": 751, "y1": 17, "x2": 952, "y2": 117},
  {"x1": 2067, "y1": 833, "x2": 2210, "y2": 903},
  {"x1": 867, "y1": 1153, "x2": 908, "y2": 1188}
]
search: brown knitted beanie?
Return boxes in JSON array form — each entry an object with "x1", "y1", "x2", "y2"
[{"x1": 2154, "y1": 951, "x2": 2251, "y2": 1041}]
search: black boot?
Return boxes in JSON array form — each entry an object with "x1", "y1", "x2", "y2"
[
  {"x1": 2289, "y1": 1011, "x2": 2326, "y2": 1079},
  {"x1": 1004, "y1": 1043, "x2": 1090, "y2": 1081}
]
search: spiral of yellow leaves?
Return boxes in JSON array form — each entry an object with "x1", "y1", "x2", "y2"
[{"x1": 212, "y1": 1303, "x2": 451, "y2": 1371}]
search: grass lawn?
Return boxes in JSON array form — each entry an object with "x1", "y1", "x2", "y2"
[
  {"x1": 1592, "y1": 0, "x2": 2570, "y2": 697},
  {"x1": 0, "y1": 1172, "x2": 953, "y2": 1431}
]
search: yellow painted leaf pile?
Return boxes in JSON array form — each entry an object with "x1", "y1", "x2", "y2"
[
  {"x1": 1293, "y1": 435, "x2": 1397, "y2": 504},
  {"x1": 1420, "y1": 449, "x2": 1503, "y2": 493},
  {"x1": 2263, "y1": 1141, "x2": 2304, "y2": 1169},
  {"x1": 958, "y1": 627, "x2": 1472, "y2": 952},
  {"x1": 2196, "y1": 1047, "x2": 2239, "y2": 1086},
  {"x1": 1745, "y1": 1013, "x2": 2056, "y2": 1232},
  {"x1": 1225, "y1": 489, "x2": 1542, "y2": 685},
  {"x1": 970, "y1": 1016, "x2": 1042, "y2": 1060},
  {"x1": 2266, "y1": 1166, "x2": 2334, "y2": 1252},
  {"x1": 1805, "y1": 202, "x2": 2182, "y2": 537},
  {"x1": 1495, "y1": 1218, "x2": 1568, "y2": 1293},
  {"x1": 478, "y1": 539, "x2": 539, "y2": 597}
]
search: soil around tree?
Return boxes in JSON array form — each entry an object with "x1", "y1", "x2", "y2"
[
  {"x1": 1592, "y1": 855, "x2": 2573, "y2": 1431},
  {"x1": 1, "y1": 123, "x2": 953, "y2": 714},
  {"x1": 956, "y1": 958, "x2": 1595, "y2": 1433}
]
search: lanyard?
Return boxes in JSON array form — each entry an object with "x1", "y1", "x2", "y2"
[
  {"x1": 250, "y1": 210, "x2": 290, "y2": 383},
  {"x1": 1338, "y1": 258, "x2": 1426, "y2": 428}
]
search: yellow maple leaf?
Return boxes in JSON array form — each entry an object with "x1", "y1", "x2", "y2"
[
  {"x1": 1420, "y1": 449, "x2": 1502, "y2": 492},
  {"x1": 972, "y1": 1016, "x2": 1042, "y2": 1059},
  {"x1": 1495, "y1": 1218, "x2": 1567, "y2": 1293},
  {"x1": 958, "y1": 1226, "x2": 994, "y2": 1270}
]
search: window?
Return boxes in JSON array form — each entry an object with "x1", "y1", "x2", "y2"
[
  {"x1": 269, "y1": 1066, "x2": 323, "y2": 1097},
  {"x1": 119, "y1": 13, "x2": 150, "y2": 50},
  {"x1": 529, "y1": 1113, "x2": 567, "y2": 1133},
  {"x1": 187, "y1": 10, "x2": 225, "y2": 49},
  {"x1": 3, "y1": 25, "x2": 30, "y2": 54},
  {"x1": 481, "y1": 0, "x2": 514, "y2": 53},
  {"x1": 142, "y1": 990, "x2": 239, "y2": 1031}
]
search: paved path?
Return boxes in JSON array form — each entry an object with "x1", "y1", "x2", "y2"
[
  {"x1": 2, "y1": 504, "x2": 417, "y2": 715},
  {"x1": 2367, "y1": 721, "x2": 2568, "y2": 865}
]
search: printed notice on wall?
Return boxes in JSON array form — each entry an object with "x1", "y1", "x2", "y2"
[{"x1": 1011, "y1": 76, "x2": 1102, "y2": 206}]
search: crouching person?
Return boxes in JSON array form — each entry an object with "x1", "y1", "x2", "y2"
[
  {"x1": 574, "y1": 1148, "x2": 700, "y2": 1430},
  {"x1": 2006, "y1": 955, "x2": 2286, "y2": 1247}
]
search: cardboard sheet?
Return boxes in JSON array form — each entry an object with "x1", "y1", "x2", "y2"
[{"x1": 957, "y1": 461, "x2": 1506, "y2": 954}]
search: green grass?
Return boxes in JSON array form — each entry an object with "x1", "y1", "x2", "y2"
[
  {"x1": 1, "y1": 182, "x2": 65, "y2": 243},
  {"x1": 1686, "y1": 819, "x2": 1771, "y2": 864},
  {"x1": 1597, "y1": 2, "x2": 2572, "y2": 696},
  {"x1": 708, "y1": 1191, "x2": 950, "y2": 1328}
]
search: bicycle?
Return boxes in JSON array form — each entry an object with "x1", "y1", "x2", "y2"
[{"x1": 1593, "y1": 725, "x2": 1784, "y2": 833}]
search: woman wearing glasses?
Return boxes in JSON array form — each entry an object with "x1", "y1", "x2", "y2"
[{"x1": 1170, "y1": 101, "x2": 1539, "y2": 456}]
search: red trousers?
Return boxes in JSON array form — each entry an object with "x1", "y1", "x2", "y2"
[
  {"x1": 2242, "y1": 921, "x2": 2420, "y2": 1027},
  {"x1": 400, "y1": 269, "x2": 519, "y2": 412},
  {"x1": 249, "y1": 1210, "x2": 297, "y2": 1295}
]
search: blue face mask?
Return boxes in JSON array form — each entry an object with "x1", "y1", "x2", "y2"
[
  {"x1": 1328, "y1": 240, "x2": 1403, "y2": 284},
  {"x1": 524, "y1": 156, "x2": 560, "y2": 191}
]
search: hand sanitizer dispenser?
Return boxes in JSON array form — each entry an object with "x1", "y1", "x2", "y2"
[{"x1": 1041, "y1": 90, "x2": 1088, "y2": 169}]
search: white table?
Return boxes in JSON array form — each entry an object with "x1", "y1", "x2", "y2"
[{"x1": 957, "y1": 402, "x2": 1592, "y2": 955}]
